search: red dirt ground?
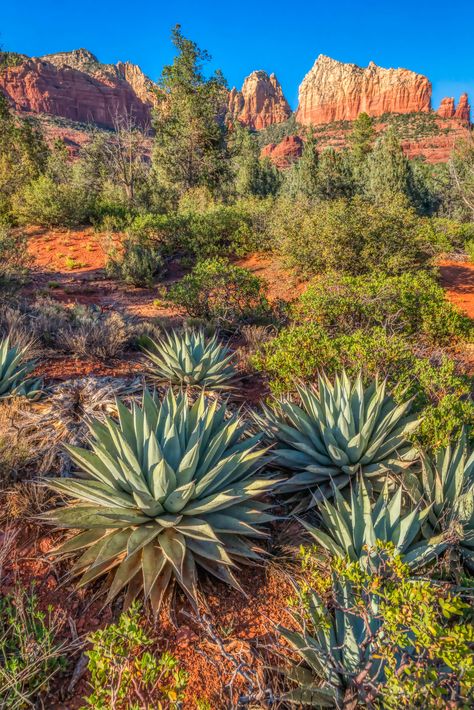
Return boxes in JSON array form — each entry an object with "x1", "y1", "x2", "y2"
[
  {"x1": 439, "y1": 259, "x2": 474, "y2": 320},
  {"x1": 0, "y1": 524, "x2": 295, "y2": 708}
]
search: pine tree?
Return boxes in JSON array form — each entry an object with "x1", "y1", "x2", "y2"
[
  {"x1": 152, "y1": 26, "x2": 229, "y2": 196},
  {"x1": 283, "y1": 129, "x2": 319, "y2": 199},
  {"x1": 316, "y1": 148, "x2": 354, "y2": 200},
  {"x1": 231, "y1": 123, "x2": 281, "y2": 197},
  {"x1": 365, "y1": 128, "x2": 412, "y2": 204}
]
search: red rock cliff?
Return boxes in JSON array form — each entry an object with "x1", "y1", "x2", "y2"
[
  {"x1": 0, "y1": 49, "x2": 155, "y2": 129},
  {"x1": 455, "y1": 93, "x2": 471, "y2": 123},
  {"x1": 228, "y1": 70, "x2": 291, "y2": 130},
  {"x1": 296, "y1": 55, "x2": 432, "y2": 125}
]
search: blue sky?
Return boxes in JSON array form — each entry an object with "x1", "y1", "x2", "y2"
[{"x1": 2, "y1": 0, "x2": 473, "y2": 111}]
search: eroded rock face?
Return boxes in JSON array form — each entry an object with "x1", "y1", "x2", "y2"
[
  {"x1": 437, "y1": 96, "x2": 455, "y2": 118},
  {"x1": 228, "y1": 71, "x2": 291, "y2": 130},
  {"x1": 296, "y1": 55, "x2": 432, "y2": 125},
  {"x1": 455, "y1": 93, "x2": 471, "y2": 123},
  {"x1": 261, "y1": 135, "x2": 303, "y2": 167},
  {"x1": 0, "y1": 49, "x2": 156, "y2": 129}
]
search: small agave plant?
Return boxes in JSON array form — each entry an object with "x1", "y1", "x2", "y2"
[
  {"x1": 420, "y1": 430, "x2": 474, "y2": 573},
  {"x1": 140, "y1": 329, "x2": 239, "y2": 390},
  {"x1": 43, "y1": 389, "x2": 278, "y2": 611},
  {"x1": 301, "y1": 478, "x2": 443, "y2": 571},
  {"x1": 0, "y1": 336, "x2": 43, "y2": 400},
  {"x1": 257, "y1": 372, "x2": 420, "y2": 509},
  {"x1": 277, "y1": 576, "x2": 384, "y2": 707}
]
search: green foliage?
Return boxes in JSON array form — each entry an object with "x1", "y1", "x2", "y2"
[
  {"x1": 0, "y1": 224, "x2": 31, "y2": 294},
  {"x1": 252, "y1": 324, "x2": 473, "y2": 449},
  {"x1": 140, "y1": 328, "x2": 238, "y2": 389},
  {"x1": 279, "y1": 552, "x2": 474, "y2": 708},
  {"x1": 43, "y1": 389, "x2": 278, "y2": 612},
  {"x1": 0, "y1": 584, "x2": 67, "y2": 709},
  {"x1": 168, "y1": 257, "x2": 270, "y2": 326},
  {"x1": 348, "y1": 112, "x2": 375, "y2": 167},
  {"x1": 0, "y1": 336, "x2": 43, "y2": 400},
  {"x1": 364, "y1": 127, "x2": 414, "y2": 205},
  {"x1": 231, "y1": 124, "x2": 281, "y2": 198},
  {"x1": 84, "y1": 602, "x2": 188, "y2": 709},
  {"x1": 0, "y1": 94, "x2": 48, "y2": 218},
  {"x1": 271, "y1": 194, "x2": 431, "y2": 277},
  {"x1": 302, "y1": 477, "x2": 442, "y2": 570},
  {"x1": 177, "y1": 197, "x2": 274, "y2": 258},
  {"x1": 293, "y1": 270, "x2": 473, "y2": 345},
  {"x1": 419, "y1": 431, "x2": 474, "y2": 574},
  {"x1": 450, "y1": 134, "x2": 474, "y2": 220},
  {"x1": 106, "y1": 232, "x2": 164, "y2": 287},
  {"x1": 256, "y1": 372, "x2": 418, "y2": 509},
  {"x1": 152, "y1": 25, "x2": 229, "y2": 196}
]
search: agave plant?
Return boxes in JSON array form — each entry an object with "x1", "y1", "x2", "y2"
[
  {"x1": 257, "y1": 372, "x2": 420, "y2": 509},
  {"x1": 0, "y1": 336, "x2": 43, "y2": 400},
  {"x1": 43, "y1": 389, "x2": 278, "y2": 611},
  {"x1": 277, "y1": 576, "x2": 384, "y2": 707},
  {"x1": 420, "y1": 430, "x2": 474, "y2": 572},
  {"x1": 301, "y1": 478, "x2": 443, "y2": 571},
  {"x1": 140, "y1": 329, "x2": 239, "y2": 390}
]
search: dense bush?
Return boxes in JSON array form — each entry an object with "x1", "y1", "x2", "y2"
[
  {"x1": 13, "y1": 174, "x2": 93, "y2": 227},
  {"x1": 0, "y1": 224, "x2": 31, "y2": 294},
  {"x1": 271, "y1": 195, "x2": 436, "y2": 277},
  {"x1": 293, "y1": 270, "x2": 472, "y2": 345},
  {"x1": 168, "y1": 257, "x2": 270, "y2": 326},
  {"x1": 106, "y1": 232, "x2": 165, "y2": 287},
  {"x1": 178, "y1": 197, "x2": 274, "y2": 258},
  {"x1": 252, "y1": 325, "x2": 473, "y2": 448}
]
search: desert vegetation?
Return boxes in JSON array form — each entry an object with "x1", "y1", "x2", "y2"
[{"x1": 0, "y1": 25, "x2": 473, "y2": 709}]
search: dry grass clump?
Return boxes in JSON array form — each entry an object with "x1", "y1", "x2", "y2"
[
  {"x1": 19, "y1": 376, "x2": 142, "y2": 474},
  {"x1": 0, "y1": 400, "x2": 42, "y2": 484}
]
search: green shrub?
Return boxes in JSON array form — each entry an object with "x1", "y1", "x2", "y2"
[
  {"x1": 0, "y1": 224, "x2": 31, "y2": 294},
  {"x1": 178, "y1": 197, "x2": 273, "y2": 258},
  {"x1": 13, "y1": 175, "x2": 93, "y2": 227},
  {"x1": 0, "y1": 584, "x2": 67, "y2": 708},
  {"x1": 252, "y1": 325, "x2": 473, "y2": 449},
  {"x1": 168, "y1": 257, "x2": 270, "y2": 326},
  {"x1": 106, "y1": 233, "x2": 164, "y2": 287},
  {"x1": 278, "y1": 551, "x2": 474, "y2": 708},
  {"x1": 84, "y1": 602, "x2": 188, "y2": 709},
  {"x1": 293, "y1": 270, "x2": 472, "y2": 345},
  {"x1": 270, "y1": 195, "x2": 434, "y2": 277},
  {"x1": 466, "y1": 239, "x2": 474, "y2": 263},
  {"x1": 418, "y1": 217, "x2": 474, "y2": 253}
]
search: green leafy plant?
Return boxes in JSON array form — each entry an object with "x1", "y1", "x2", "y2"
[
  {"x1": 0, "y1": 584, "x2": 67, "y2": 709},
  {"x1": 278, "y1": 552, "x2": 474, "y2": 708},
  {"x1": 301, "y1": 477, "x2": 443, "y2": 570},
  {"x1": 140, "y1": 328, "x2": 239, "y2": 390},
  {"x1": 419, "y1": 430, "x2": 474, "y2": 574},
  {"x1": 0, "y1": 336, "x2": 43, "y2": 400},
  {"x1": 84, "y1": 602, "x2": 188, "y2": 709},
  {"x1": 257, "y1": 372, "x2": 419, "y2": 509},
  {"x1": 43, "y1": 389, "x2": 278, "y2": 612},
  {"x1": 106, "y1": 234, "x2": 164, "y2": 287},
  {"x1": 293, "y1": 270, "x2": 472, "y2": 345},
  {"x1": 167, "y1": 258, "x2": 270, "y2": 327}
]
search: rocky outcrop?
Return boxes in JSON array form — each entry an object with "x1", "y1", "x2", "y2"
[
  {"x1": 296, "y1": 55, "x2": 432, "y2": 125},
  {"x1": 228, "y1": 71, "x2": 291, "y2": 130},
  {"x1": 437, "y1": 96, "x2": 455, "y2": 118},
  {"x1": 437, "y1": 93, "x2": 471, "y2": 123},
  {"x1": 261, "y1": 135, "x2": 303, "y2": 167},
  {"x1": 0, "y1": 50, "x2": 156, "y2": 129},
  {"x1": 455, "y1": 93, "x2": 470, "y2": 123}
]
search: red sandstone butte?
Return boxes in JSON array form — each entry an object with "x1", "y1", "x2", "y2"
[
  {"x1": 296, "y1": 55, "x2": 432, "y2": 125},
  {"x1": 228, "y1": 70, "x2": 291, "y2": 130},
  {"x1": 0, "y1": 49, "x2": 156, "y2": 129}
]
